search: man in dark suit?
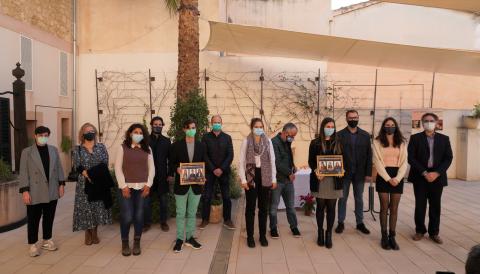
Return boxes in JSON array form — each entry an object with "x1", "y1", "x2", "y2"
[
  {"x1": 200, "y1": 115, "x2": 235, "y2": 230},
  {"x1": 144, "y1": 117, "x2": 172, "y2": 232},
  {"x1": 169, "y1": 119, "x2": 207, "y2": 253},
  {"x1": 336, "y1": 110, "x2": 372, "y2": 235},
  {"x1": 408, "y1": 113, "x2": 452, "y2": 244}
]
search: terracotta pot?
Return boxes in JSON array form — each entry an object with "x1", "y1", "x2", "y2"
[
  {"x1": 209, "y1": 204, "x2": 223, "y2": 224},
  {"x1": 463, "y1": 116, "x2": 479, "y2": 129}
]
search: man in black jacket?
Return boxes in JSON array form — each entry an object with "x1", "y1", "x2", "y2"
[
  {"x1": 336, "y1": 110, "x2": 372, "y2": 235},
  {"x1": 408, "y1": 113, "x2": 452, "y2": 244},
  {"x1": 144, "y1": 117, "x2": 172, "y2": 232},
  {"x1": 199, "y1": 115, "x2": 235, "y2": 230}
]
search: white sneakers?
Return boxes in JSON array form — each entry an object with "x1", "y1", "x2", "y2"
[{"x1": 29, "y1": 239, "x2": 57, "y2": 257}]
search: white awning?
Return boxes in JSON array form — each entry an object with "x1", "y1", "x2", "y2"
[
  {"x1": 203, "y1": 21, "x2": 480, "y2": 76},
  {"x1": 380, "y1": 0, "x2": 480, "y2": 13}
]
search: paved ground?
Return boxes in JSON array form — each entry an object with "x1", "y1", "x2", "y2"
[{"x1": 0, "y1": 180, "x2": 478, "y2": 274}]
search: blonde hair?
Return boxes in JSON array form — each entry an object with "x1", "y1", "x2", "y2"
[{"x1": 78, "y1": 123, "x2": 98, "y2": 144}]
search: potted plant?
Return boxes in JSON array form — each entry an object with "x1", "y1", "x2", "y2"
[
  {"x1": 209, "y1": 196, "x2": 223, "y2": 224},
  {"x1": 60, "y1": 136, "x2": 72, "y2": 154},
  {"x1": 299, "y1": 193, "x2": 316, "y2": 216},
  {"x1": 463, "y1": 103, "x2": 480, "y2": 129},
  {"x1": 0, "y1": 159, "x2": 26, "y2": 232}
]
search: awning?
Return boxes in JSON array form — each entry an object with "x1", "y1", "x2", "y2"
[
  {"x1": 380, "y1": 0, "x2": 480, "y2": 13},
  {"x1": 203, "y1": 21, "x2": 480, "y2": 76}
]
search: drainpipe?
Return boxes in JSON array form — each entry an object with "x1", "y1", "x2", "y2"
[{"x1": 72, "y1": 0, "x2": 77, "y2": 145}]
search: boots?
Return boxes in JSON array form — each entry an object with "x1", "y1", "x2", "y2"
[
  {"x1": 92, "y1": 226, "x2": 100, "y2": 244},
  {"x1": 317, "y1": 229, "x2": 325, "y2": 246},
  {"x1": 389, "y1": 231, "x2": 399, "y2": 250},
  {"x1": 325, "y1": 230, "x2": 333, "y2": 249},
  {"x1": 132, "y1": 237, "x2": 141, "y2": 256},
  {"x1": 85, "y1": 229, "x2": 93, "y2": 245},
  {"x1": 381, "y1": 231, "x2": 391, "y2": 250},
  {"x1": 122, "y1": 240, "x2": 131, "y2": 256}
]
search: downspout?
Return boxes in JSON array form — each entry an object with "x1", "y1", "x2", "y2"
[{"x1": 72, "y1": 0, "x2": 77, "y2": 145}]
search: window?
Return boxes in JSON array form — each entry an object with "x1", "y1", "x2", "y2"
[
  {"x1": 60, "y1": 52, "x2": 68, "y2": 96},
  {"x1": 20, "y1": 36, "x2": 33, "y2": 91}
]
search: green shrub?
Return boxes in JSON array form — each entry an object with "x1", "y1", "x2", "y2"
[
  {"x1": 229, "y1": 166, "x2": 242, "y2": 199},
  {"x1": 0, "y1": 159, "x2": 15, "y2": 183},
  {"x1": 60, "y1": 136, "x2": 72, "y2": 154}
]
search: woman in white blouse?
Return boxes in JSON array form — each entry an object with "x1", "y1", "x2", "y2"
[
  {"x1": 372, "y1": 117, "x2": 408, "y2": 251},
  {"x1": 239, "y1": 118, "x2": 277, "y2": 248},
  {"x1": 114, "y1": 123, "x2": 155, "y2": 257}
]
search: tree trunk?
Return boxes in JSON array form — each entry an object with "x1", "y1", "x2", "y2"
[{"x1": 177, "y1": 0, "x2": 200, "y2": 101}]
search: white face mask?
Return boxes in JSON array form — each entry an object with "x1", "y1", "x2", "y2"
[{"x1": 423, "y1": 122, "x2": 436, "y2": 132}]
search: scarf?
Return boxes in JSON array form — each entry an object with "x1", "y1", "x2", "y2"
[{"x1": 245, "y1": 133, "x2": 272, "y2": 187}]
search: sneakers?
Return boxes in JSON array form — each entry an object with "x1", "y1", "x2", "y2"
[
  {"x1": 173, "y1": 239, "x2": 183, "y2": 253},
  {"x1": 198, "y1": 220, "x2": 209, "y2": 230},
  {"x1": 356, "y1": 223, "x2": 370, "y2": 235},
  {"x1": 259, "y1": 236, "x2": 269, "y2": 247},
  {"x1": 291, "y1": 227, "x2": 301, "y2": 238},
  {"x1": 41, "y1": 239, "x2": 58, "y2": 251},
  {"x1": 223, "y1": 220, "x2": 236, "y2": 230},
  {"x1": 335, "y1": 222, "x2": 345, "y2": 234},
  {"x1": 185, "y1": 237, "x2": 202, "y2": 250},
  {"x1": 270, "y1": 229, "x2": 280, "y2": 239},
  {"x1": 29, "y1": 243, "x2": 40, "y2": 257},
  {"x1": 160, "y1": 222, "x2": 170, "y2": 232}
]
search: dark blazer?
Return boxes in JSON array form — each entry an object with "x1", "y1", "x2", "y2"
[
  {"x1": 86, "y1": 163, "x2": 114, "y2": 209},
  {"x1": 407, "y1": 131, "x2": 453, "y2": 187},
  {"x1": 337, "y1": 127, "x2": 372, "y2": 181},
  {"x1": 202, "y1": 131, "x2": 234, "y2": 174},
  {"x1": 169, "y1": 139, "x2": 207, "y2": 195},
  {"x1": 308, "y1": 138, "x2": 343, "y2": 192},
  {"x1": 149, "y1": 134, "x2": 172, "y2": 194}
]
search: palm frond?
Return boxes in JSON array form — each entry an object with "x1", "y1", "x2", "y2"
[{"x1": 164, "y1": 0, "x2": 180, "y2": 16}]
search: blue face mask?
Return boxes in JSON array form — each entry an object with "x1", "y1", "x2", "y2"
[
  {"x1": 324, "y1": 128, "x2": 335, "y2": 137},
  {"x1": 253, "y1": 128, "x2": 264, "y2": 136},
  {"x1": 132, "y1": 134, "x2": 144, "y2": 143},
  {"x1": 212, "y1": 123, "x2": 222, "y2": 132}
]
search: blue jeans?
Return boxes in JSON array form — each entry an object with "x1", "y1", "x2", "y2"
[
  {"x1": 144, "y1": 192, "x2": 169, "y2": 225},
  {"x1": 337, "y1": 178, "x2": 365, "y2": 225},
  {"x1": 201, "y1": 172, "x2": 231, "y2": 222},
  {"x1": 119, "y1": 189, "x2": 145, "y2": 240},
  {"x1": 269, "y1": 181, "x2": 298, "y2": 230}
]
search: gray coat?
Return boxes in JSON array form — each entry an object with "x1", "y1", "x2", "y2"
[{"x1": 19, "y1": 144, "x2": 65, "y2": 205}]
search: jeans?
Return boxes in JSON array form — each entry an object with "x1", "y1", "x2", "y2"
[
  {"x1": 144, "y1": 191, "x2": 169, "y2": 225},
  {"x1": 338, "y1": 177, "x2": 365, "y2": 225},
  {"x1": 201, "y1": 172, "x2": 231, "y2": 222},
  {"x1": 175, "y1": 187, "x2": 201, "y2": 240},
  {"x1": 413, "y1": 181, "x2": 443, "y2": 236},
  {"x1": 119, "y1": 189, "x2": 145, "y2": 240},
  {"x1": 245, "y1": 168, "x2": 271, "y2": 239},
  {"x1": 269, "y1": 180, "x2": 298, "y2": 230},
  {"x1": 26, "y1": 200, "x2": 58, "y2": 244}
]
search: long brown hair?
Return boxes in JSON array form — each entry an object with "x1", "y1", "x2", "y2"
[
  {"x1": 376, "y1": 117, "x2": 406, "y2": 148},
  {"x1": 316, "y1": 117, "x2": 342, "y2": 154},
  {"x1": 123, "y1": 123, "x2": 150, "y2": 153}
]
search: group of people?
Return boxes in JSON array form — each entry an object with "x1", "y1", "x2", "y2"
[{"x1": 18, "y1": 109, "x2": 453, "y2": 258}]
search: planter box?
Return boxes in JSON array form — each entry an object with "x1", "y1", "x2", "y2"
[
  {"x1": 462, "y1": 116, "x2": 480, "y2": 129},
  {"x1": 209, "y1": 204, "x2": 223, "y2": 224},
  {"x1": 0, "y1": 179, "x2": 27, "y2": 232}
]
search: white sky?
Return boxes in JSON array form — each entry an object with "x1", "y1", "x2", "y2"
[{"x1": 331, "y1": 0, "x2": 368, "y2": 9}]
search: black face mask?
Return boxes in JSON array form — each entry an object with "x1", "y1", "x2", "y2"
[
  {"x1": 347, "y1": 120, "x2": 359, "y2": 128},
  {"x1": 152, "y1": 126, "x2": 163, "y2": 134},
  {"x1": 83, "y1": 132, "x2": 95, "y2": 141},
  {"x1": 384, "y1": 127, "x2": 396, "y2": 135}
]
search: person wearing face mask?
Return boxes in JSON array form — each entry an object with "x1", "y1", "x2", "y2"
[
  {"x1": 19, "y1": 126, "x2": 65, "y2": 257},
  {"x1": 73, "y1": 123, "x2": 113, "y2": 246},
  {"x1": 114, "y1": 123, "x2": 155, "y2": 256},
  {"x1": 169, "y1": 119, "x2": 207, "y2": 253},
  {"x1": 336, "y1": 110, "x2": 372, "y2": 235},
  {"x1": 408, "y1": 113, "x2": 452, "y2": 244},
  {"x1": 143, "y1": 116, "x2": 172, "y2": 232},
  {"x1": 199, "y1": 115, "x2": 235, "y2": 230},
  {"x1": 239, "y1": 118, "x2": 277, "y2": 248},
  {"x1": 269, "y1": 123, "x2": 301, "y2": 239},
  {"x1": 308, "y1": 118, "x2": 344, "y2": 248},
  {"x1": 372, "y1": 117, "x2": 408, "y2": 250}
]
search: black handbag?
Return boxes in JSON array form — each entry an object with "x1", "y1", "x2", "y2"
[{"x1": 67, "y1": 146, "x2": 81, "y2": 182}]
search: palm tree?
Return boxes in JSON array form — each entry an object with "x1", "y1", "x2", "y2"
[{"x1": 164, "y1": 0, "x2": 200, "y2": 101}]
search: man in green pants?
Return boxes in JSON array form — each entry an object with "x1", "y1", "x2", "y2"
[{"x1": 169, "y1": 119, "x2": 207, "y2": 253}]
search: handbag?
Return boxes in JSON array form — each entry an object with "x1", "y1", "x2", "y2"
[{"x1": 67, "y1": 146, "x2": 81, "y2": 182}]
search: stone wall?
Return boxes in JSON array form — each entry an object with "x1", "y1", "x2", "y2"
[{"x1": 0, "y1": 0, "x2": 72, "y2": 41}]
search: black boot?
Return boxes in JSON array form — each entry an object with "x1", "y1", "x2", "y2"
[
  {"x1": 325, "y1": 230, "x2": 333, "y2": 249},
  {"x1": 389, "y1": 231, "x2": 399, "y2": 250},
  {"x1": 381, "y1": 231, "x2": 391, "y2": 250},
  {"x1": 132, "y1": 237, "x2": 141, "y2": 255},
  {"x1": 121, "y1": 240, "x2": 131, "y2": 256},
  {"x1": 317, "y1": 229, "x2": 325, "y2": 246}
]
